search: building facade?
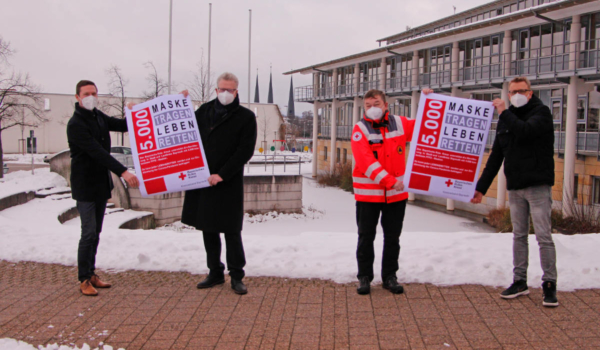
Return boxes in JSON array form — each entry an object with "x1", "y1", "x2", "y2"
[
  {"x1": 286, "y1": 0, "x2": 600, "y2": 215},
  {"x1": 1, "y1": 94, "x2": 283, "y2": 154}
]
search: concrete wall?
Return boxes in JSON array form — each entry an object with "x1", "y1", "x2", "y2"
[
  {"x1": 49, "y1": 149, "x2": 72, "y2": 187},
  {"x1": 244, "y1": 175, "x2": 303, "y2": 214},
  {"x1": 49, "y1": 152, "x2": 304, "y2": 226},
  {"x1": 125, "y1": 175, "x2": 304, "y2": 227}
]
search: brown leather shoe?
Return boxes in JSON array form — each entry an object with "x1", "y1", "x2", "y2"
[
  {"x1": 90, "y1": 274, "x2": 112, "y2": 288},
  {"x1": 80, "y1": 280, "x2": 98, "y2": 296}
]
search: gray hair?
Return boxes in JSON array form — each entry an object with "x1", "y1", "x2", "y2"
[{"x1": 217, "y1": 72, "x2": 239, "y2": 88}]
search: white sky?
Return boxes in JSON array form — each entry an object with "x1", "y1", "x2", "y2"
[{"x1": 1, "y1": 0, "x2": 490, "y2": 114}]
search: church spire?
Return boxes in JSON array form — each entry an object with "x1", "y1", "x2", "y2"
[
  {"x1": 254, "y1": 68, "x2": 260, "y2": 103},
  {"x1": 267, "y1": 64, "x2": 274, "y2": 104},
  {"x1": 286, "y1": 75, "x2": 295, "y2": 117}
]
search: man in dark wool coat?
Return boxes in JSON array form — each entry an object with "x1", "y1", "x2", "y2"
[
  {"x1": 67, "y1": 80, "x2": 139, "y2": 296},
  {"x1": 181, "y1": 72, "x2": 257, "y2": 295}
]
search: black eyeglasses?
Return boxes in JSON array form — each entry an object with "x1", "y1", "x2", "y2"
[
  {"x1": 508, "y1": 89, "x2": 531, "y2": 95},
  {"x1": 216, "y1": 88, "x2": 237, "y2": 94}
]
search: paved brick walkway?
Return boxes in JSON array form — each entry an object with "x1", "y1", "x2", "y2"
[{"x1": 0, "y1": 260, "x2": 599, "y2": 349}]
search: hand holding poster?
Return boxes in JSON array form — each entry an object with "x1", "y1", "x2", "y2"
[
  {"x1": 126, "y1": 94, "x2": 210, "y2": 197},
  {"x1": 404, "y1": 93, "x2": 494, "y2": 202}
]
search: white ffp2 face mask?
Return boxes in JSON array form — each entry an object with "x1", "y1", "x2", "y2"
[
  {"x1": 81, "y1": 95, "x2": 99, "y2": 110},
  {"x1": 365, "y1": 107, "x2": 384, "y2": 121},
  {"x1": 510, "y1": 94, "x2": 529, "y2": 108},
  {"x1": 217, "y1": 91, "x2": 235, "y2": 106}
]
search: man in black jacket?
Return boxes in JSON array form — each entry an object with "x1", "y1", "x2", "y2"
[
  {"x1": 472, "y1": 77, "x2": 558, "y2": 307},
  {"x1": 67, "y1": 80, "x2": 139, "y2": 296},
  {"x1": 180, "y1": 72, "x2": 257, "y2": 295}
]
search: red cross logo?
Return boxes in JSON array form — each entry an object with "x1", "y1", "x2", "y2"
[
  {"x1": 178, "y1": 172, "x2": 187, "y2": 181},
  {"x1": 445, "y1": 179, "x2": 453, "y2": 187}
]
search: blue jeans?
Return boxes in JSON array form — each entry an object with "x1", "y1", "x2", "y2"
[
  {"x1": 508, "y1": 185, "x2": 557, "y2": 283},
  {"x1": 77, "y1": 200, "x2": 107, "y2": 282}
]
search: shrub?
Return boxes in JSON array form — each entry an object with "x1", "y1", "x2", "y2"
[
  {"x1": 318, "y1": 162, "x2": 354, "y2": 193},
  {"x1": 486, "y1": 207, "x2": 600, "y2": 234}
]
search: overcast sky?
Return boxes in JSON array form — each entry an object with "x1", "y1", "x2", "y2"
[{"x1": 1, "y1": 0, "x2": 490, "y2": 114}]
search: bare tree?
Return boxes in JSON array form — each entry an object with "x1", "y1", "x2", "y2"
[
  {"x1": 142, "y1": 61, "x2": 169, "y2": 100},
  {"x1": 0, "y1": 37, "x2": 45, "y2": 177},
  {"x1": 104, "y1": 64, "x2": 128, "y2": 145},
  {"x1": 187, "y1": 49, "x2": 214, "y2": 105}
]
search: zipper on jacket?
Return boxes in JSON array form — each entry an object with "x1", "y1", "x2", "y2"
[{"x1": 381, "y1": 125, "x2": 388, "y2": 203}]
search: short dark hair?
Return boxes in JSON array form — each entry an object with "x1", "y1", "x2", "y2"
[
  {"x1": 364, "y1": 89, "x2": 386, "y2": 103},
  {"x1": 76, "y1": 80, "x2": 97, "y2": 95},
  {"x1": 509, "y1": 76, "x2": 531, "y2": 89}
]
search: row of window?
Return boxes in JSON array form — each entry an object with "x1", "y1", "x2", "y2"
[
  {"x1": 323, "y1": 146, "x2": 349, "y2": 164},
  {"x1": 314, "y1": 11, "x2": 599, "y2": 94},
  {"x1": 390, "y1": 0, "x2": 561, "y2": 44}
]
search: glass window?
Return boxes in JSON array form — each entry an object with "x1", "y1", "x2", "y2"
[
  {"x1": 324, "y1": 147, "x2": 327, "y2": 160},
  {"x1": 477, "y1": 14, "x2": 484, "y2": 21},
  {"x1": 343, "y1": 149, "x2": 347, "y2": 163},
  {"x1": 592, "y1": 176, "x2": 600, "y2": 205},
  {"x1": 588, "y1": 90, "x2": 600, "y2": 132},
  {"x1": 504, "y1": 5, "x2": 510, "y2": 14},
  {"x1": 465, "y1": 17, "x2": 471, "y2": 24},
  {"x1": 578, "y1": 95, "x2": 587, "y2": 122},
  {"x1": 336, "y1": 148, "x2": 340, "y2": 163},
  {"x1": 511, "y1": 3, "x2": 518, "y2": 12},
  {"x1": 483, "y1": 12, "x2": 489, "y2": 20},
  {"x1": 531, "y1": 26, "x2": 540, "y2": 57},
  {"x1": 574, "y1": 175, "x2": 579, "y2": 200}
]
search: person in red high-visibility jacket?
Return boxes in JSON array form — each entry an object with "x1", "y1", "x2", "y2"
[{"x1": 351, "y1": 88, "x2": 433, "y2": 295}]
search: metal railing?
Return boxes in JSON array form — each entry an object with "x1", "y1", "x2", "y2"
[
  {"x1": 336, "y1": 125, "x2": 352, "y2": 140},
  {"x1": 486, "y1": 129, "x2": 600, "y2": 155},
  {"x1": 245, "y1": 154, "x2": 306, "y2": 175},
  {"x1": 295, "y1": 39, "x2": 600, "y2": 100},
  {"x1": 319, "y1": 125, "x2": 353, "y2": 140}
]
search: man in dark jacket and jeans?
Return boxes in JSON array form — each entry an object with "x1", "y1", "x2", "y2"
[
  {"x1": 472, "y1": 76, "x2": 558, "y2": 307},
  {"x1": 180, "y1": 72, "x2": 257, "y2": 295},
  {"x1": 67, "y1": 80, "x2": 139, "y2": 296}
]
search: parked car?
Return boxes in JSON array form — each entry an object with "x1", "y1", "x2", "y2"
[
  {"x1": 3, "y1": 163, "x2": 8, "y2": 174},
  {"x1": 110, "y1": 146, "x2": 134, "y2": 169}
]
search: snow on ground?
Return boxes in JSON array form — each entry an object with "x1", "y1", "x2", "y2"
[
  {"x1": 0, "y1": 168, "x2": 68, "y2": 198},
  {"x1": 3, "y1": 153, "x2": 50, "y2": 164},
  {"x1": 0, "y1": 169, "x2": 599, "y2": 290},
  {"x1": 0, "y1": 338, "x2": 122, "y2": 350}
]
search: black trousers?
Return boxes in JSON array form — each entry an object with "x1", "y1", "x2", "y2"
[
  {"x1": 77, "y1": 200, "x2": 107, "y2": 282},
  {"x1": 356, "y1": 200, "x2": 407, "y2": 281},
  {"x1": 202, "y1": 231, "x2": 246, "y2": 280}
]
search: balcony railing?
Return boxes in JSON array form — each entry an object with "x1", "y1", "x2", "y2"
[
  {"x1": 296, "y1": 39, "x2": 600, "y2": 101},
  {"x1": 486, "y1": 129, "x2": 600, "y2": 155},
  {"x1": 337, "y1": 125, "x2": 352, "y2": 140},
  {"x1": 318, "y1": 125, "x2": 353, "y2": 140}
]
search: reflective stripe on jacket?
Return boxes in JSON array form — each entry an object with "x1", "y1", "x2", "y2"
[{"x1": 351, "y1": 112, "x2": 415, "y2": 203}]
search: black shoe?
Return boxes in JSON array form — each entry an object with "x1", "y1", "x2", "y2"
[
  {"x1": 500, "y1": 280, "x2": 529, "y2": 299},
  {"x1": 231, "y1": 279, "x2": 248, "y2": 295},
  {"x1": 382, "y1": 276, "x2": 404, "y2": 294},
  {"x1": 196, "y1": 275, "x2": 225, "y2": 289},
  {"x1": 357, "y1": 276, "x2": 370, "y2": 295},
  {"x1": 542, "y1": 281, "x2": 559, "y2": 307}
]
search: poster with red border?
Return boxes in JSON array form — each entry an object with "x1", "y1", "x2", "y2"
[
  {"x1": 404, "y1": 93, "x2": 494, "y2": 202},
  {"x1": 126, "y1": 94, "x2": 210, "y2": 197}
]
